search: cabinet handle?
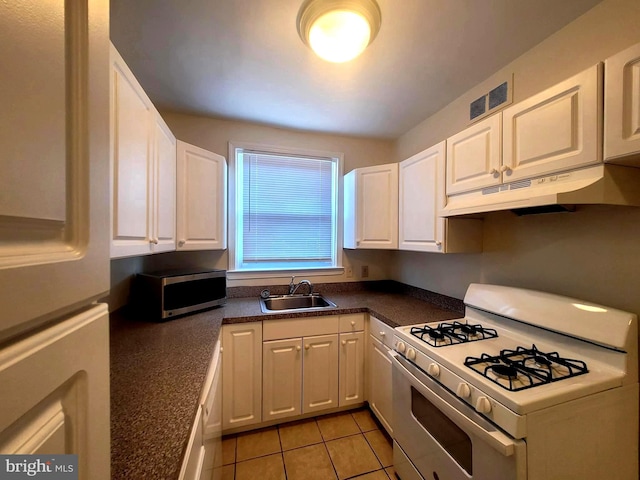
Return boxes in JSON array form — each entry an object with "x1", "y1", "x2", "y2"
[
  {"x1": 489, "y1": 168, "x2": 499, "y2": 175},
  {"x1": 500, "y1": 165, "x2": 512, "y2": 173},
  {"x1": 350, "y1": 321, "x2": 356, "y2": 327},
  {"x1": 305, "y1": 344, "x2": 310, "y2": 350},
  {"x1": 149, "y1": 238, "x2": 159, "y2": 245},
  {"x1": 436, "y1": 241, "x2": 442, "y2": 247},
  {"x1": 296, "y1": 345, "x2": 301, "y2": 352},
  {"x1": 380, "y1": 331, "x2": 385, "y2": 336},
  {"x1": 178, "y1": 239, "x2": 185, "y2": 247},
  {"x1": 342, "y1": 340, "x2": 347, "y2": 346}
]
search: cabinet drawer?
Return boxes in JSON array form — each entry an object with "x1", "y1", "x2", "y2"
[
  {"x1": 263, "y1": 315, "x2": 339, "y2": 341},
  {"x1": 339, "y1": 313, "x2": 365, "y2": 332},
  {"x1": 369, "y1": 316, "x2": 395, "y2": 348}
]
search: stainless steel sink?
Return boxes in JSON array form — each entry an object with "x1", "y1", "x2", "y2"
[{"x1": 260, "y1": 294, "x2": 337, "y2": 313}]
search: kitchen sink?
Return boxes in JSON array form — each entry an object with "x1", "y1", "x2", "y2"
[{"x1": 260, "y1": 294, "x2": 337, "y2": 314}]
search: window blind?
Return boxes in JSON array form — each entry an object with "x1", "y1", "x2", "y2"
[{"x1": 239, "y1": 151, "x2": 336, "y2": 269}]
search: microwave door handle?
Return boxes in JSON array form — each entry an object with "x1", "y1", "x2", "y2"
[{"x1": 390, "y1": 351, "x2": 520, "y2": 457}]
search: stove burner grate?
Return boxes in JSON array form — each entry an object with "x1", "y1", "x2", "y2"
[
  {"x1": 464, "y1": 344, "x2": 589, "y2": 392},
  {"x1": 410, "y1": 321, "x2": 498, "y2": 347}
]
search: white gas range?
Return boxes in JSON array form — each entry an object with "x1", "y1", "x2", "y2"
[{"x1": 391, "y1": 283, "x2": 639, "y2": 480}]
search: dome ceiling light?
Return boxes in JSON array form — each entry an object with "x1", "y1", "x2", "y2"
[{"x1": 297, "y1": 0, "x2": 382, "y2": 63}]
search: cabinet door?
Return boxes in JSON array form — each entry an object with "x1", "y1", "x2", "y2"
[
  {"x1": 222, "y1": 323, "x2": 262, "y2": 431},
  {"x1": 368, "y1": 335, "x2": 393, "y2": 435},
  {"x1": 303, "y1": 334, "x2": 339, "y2": 414},
  {"x1": 399, "y1": 142, "x2": 445, "y2": 252},
  {"x1": 151, "y1": 114, "x2": 177, "y2": 253},
  {"x1": 0, "y1": 305, "x2": 110, "y2": 480},
  {"x1": 177, "y1": 141, "x2": 228, "y2": 251},
  {"x1": 179, "y1": 406, "x2": 205, "y2": 480},
  {"x1": 339, "y1": 332, "x2": 365, "y2": 407},
  {"x1": 345, "y1": 163, "x2": 398, "y2": 249},
  {"x1": 503, "y1": 64, "x2": 602, "y2": 181},
  {"x1": 110, "y1": 45, "x2": 153, "y2": 258},
  {"x1": 263, "y1": 338, "x2": 303, "y2": 421},
  {"x1": 0, "y1": 1, "x2": 110, "y2": 341},
  {"x1": 605, "y1": 42, "x2": 640, "y2": 165},
  {"x1": 201, "y1": 342, "x2": 222, "y2": 478},
  {"x1": 446, "y1": 114, "x2": 502, "y2": 195}
]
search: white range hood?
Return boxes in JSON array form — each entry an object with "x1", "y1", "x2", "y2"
[{"x1": 441, "y1": 164, "x2": 640, "y2": 216}]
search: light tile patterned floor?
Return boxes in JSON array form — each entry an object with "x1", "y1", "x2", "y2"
[{"x1": 213, "y1": 408, "x2": 396, "y2": 480}]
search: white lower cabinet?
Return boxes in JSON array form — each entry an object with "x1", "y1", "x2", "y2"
[
  {"x1": 339, "y1": 331, "x2": 365, "y2": 407},
  {"x1": 222, "y1": 323, "x2": 262, "y2": 431},
  {"x1": 179, "y1": 406, "x2": 205, "y2": 480},
  {"x1": 180, "y1": 340, "x2": 223, "y2": 480},
  {"x1": 263, "y1": 338, "x2": 303, "y2": 421},
  {"x1": 252, "y1": 315, "x2": 366, "y2": 426},
  {"x1": 303, "y1": 334, "x2": 339, "y2": 413},
  {"x1": 367, "y1": 316, "x2": 394, "y2": 435}
]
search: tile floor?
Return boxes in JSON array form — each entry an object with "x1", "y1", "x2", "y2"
[{"x1": 213, "y1": 408, "x2": 396, "y2": 480}]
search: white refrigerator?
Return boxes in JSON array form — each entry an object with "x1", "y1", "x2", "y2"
[{"x1": 0, "y1": 1, "x2": 111, "y2": 478}]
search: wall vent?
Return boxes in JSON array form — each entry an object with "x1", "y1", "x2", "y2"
[{"x1": 469, "y1": 74, "x2": 513, "y2": 123}]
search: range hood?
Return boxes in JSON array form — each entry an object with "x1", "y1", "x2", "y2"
[{"x1": 441, "y1": 164, "x2": 640, "y2": 217}]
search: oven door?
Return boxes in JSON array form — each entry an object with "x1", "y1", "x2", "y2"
[{"x1": 391, "y1": 351, "x2": 527, "y2": 480}]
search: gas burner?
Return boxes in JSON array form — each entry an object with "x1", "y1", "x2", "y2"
[
  {"x1": 410, "y1": 321, "x2": 498, "y2": 347},
  {"x1": 491, "y1": 364, "x2": 519, "y2": 379},
  {"x1": 429, "y1": 329, "x2": 445, "y2": 340},
  {"x1": 465, "y1": 345, "x2": 589, "y2": 391}
]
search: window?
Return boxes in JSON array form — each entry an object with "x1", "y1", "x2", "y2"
[{"x1": 229, "y1": 142, "x2": 342, "y2": 273}]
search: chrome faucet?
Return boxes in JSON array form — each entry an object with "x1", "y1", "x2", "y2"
[{"x1": 288, "y1": 276, "x2": 314, "y2": 295}]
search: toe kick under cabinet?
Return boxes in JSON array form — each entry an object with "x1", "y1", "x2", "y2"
[{"x1": 221, "y1": 314, "x2": 365, "y2": 433}]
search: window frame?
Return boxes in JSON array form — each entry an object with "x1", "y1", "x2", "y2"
[{"x1": 228, "y1": 141, "x2": 344, "y2": 279}]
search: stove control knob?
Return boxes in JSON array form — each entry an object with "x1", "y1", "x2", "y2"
[
  {"x1": 407, "y1": 348, "x2": 417, "y2": 361},
  {"x1": 396, "y1": 341, "x2": 406, "y2": 353},
  {"x1": 475, "y1": 396, "x2": 492, "y2": 414},
  {"x1": 427, "y1": 363, "x2": 440, "y2": 377},
  {"x1": 456, "y1": 383, "x2": 471, "y2": 398}
]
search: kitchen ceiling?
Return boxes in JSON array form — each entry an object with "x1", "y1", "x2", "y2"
[{"x1": 110, "y1": 0, "x2": 602, "y2": 139}]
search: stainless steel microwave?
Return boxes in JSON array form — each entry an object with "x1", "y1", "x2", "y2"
[{"x1": 134, "y1": 268, "x2": 226, "y2": 319}]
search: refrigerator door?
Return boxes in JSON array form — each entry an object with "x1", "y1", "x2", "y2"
[{"x1": 0, "y1": 0, "x2": 110, "y2": 342}]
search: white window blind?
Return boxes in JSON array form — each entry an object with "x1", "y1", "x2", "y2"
[{"x1": 236, "y1": 149, "x2": 338, "y2": 270}]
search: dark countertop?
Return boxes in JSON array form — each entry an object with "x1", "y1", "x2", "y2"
[{"x1": 110, "y1": 284, "x2": 464, "y2": 479}]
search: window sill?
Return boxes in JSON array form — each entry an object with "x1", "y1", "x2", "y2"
[{"x1": 227, "y1": 267, "x2": 345, "y2": 281}]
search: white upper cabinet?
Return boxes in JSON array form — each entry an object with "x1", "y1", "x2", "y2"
[
  {"x1": 399, "y1": 142, "x2": 446, "y2": 252},
  {"x1": 344, "y1": 163, "x2": 398, "y2": 249},
  {"x1": 153, "y1": 116, "x2": 178, "y2": 253},
  {"x1": 503, "y1": 64, "x2": 602, "y2": 182},
  {"x1": 176, "y1": 141, "x2": 228, "y2": 251},
  {"x1": 446, "y1": 114, "x2": 502, "y2": 195},
  {"x1": 605, "y1": 42, "x2": 640, "y2": 165},
  {"x1": 400, "y1": 142, "x2": 482, "y2": 253},
  {"x1": 110, "y1": 44, "x2": 176, "y2": 258},
  {"x1": 0, "y1": 0, "x2": 110, "y2": 341}
]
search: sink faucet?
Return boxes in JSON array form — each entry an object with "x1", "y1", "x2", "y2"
[{"x1": 289, "y1": 276, "x2": 314, "y2": 295}]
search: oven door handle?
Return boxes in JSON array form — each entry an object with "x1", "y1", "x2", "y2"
[{"x1": 391, "y1": 350, "x2": 519, "y2": 457}]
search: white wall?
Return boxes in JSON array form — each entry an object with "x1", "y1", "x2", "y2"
[{"x1": 391, "y1": 0, "x2": 640, "y2": 314}]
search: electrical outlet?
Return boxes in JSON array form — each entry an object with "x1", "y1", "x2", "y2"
[
  {"x1": 346, "y1": 267, "x2": 353, "y2": 278},
  {"x1": 361, "y1": 265, "x2": 369, "y2": 278}
]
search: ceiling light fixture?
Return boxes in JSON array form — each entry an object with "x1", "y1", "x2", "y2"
[{"x1": 297, "y1": 0, "x2": 382, "y2": 63}]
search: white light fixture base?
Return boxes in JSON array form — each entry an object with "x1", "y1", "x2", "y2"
[{"x1": 297, "y1": 0, "x2": 382, "y2": 63}]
